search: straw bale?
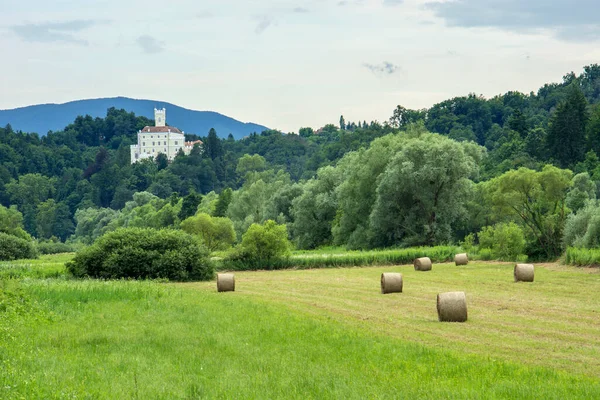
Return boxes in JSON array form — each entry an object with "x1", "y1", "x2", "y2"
[
  {"x1": 414, "y1": 257, "x2": 432, "y2": 271},
  {"x1": 437, "y1": 291, "x2": 467, "y2": 322},
  {"x1": 381, "y1": 272, "x2": 403, "y2": 294},
  {"x1": 514, "y1": 264, "x2": 534, "y2": 282},
  {"x1": 217, "y1": 273, "x2": 235, "y2": 292},
  {"x1": 455, "y1": 253, "x2": 468, "y2": 266}
]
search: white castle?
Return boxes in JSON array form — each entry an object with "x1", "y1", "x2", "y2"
[{"x1": 130, "y1": 108, "x2": 202, "y2": 164}]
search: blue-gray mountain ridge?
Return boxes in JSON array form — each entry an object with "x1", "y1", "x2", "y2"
[{"x1": 0, "y1": 97, "x2": 269, "y2": 140}]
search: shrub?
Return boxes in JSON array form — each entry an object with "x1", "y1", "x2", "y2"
[
  {"x1": 180, "y1": 213, "x2": 236, "y2": 252},
  {"x1": 66, "y1": 228, "x2": 213, "y2": 281},
  {"x1": 0, "y1": 233, "x2": 38, "y2": 261},
  {"x1": 477, "y1": 222, "x2": 526, "y2": 261},
  {"x1": 460, "y1": 233, "x2": 475, "y2": 254},
  {"x1": 225, "y1": 220, "x2": 291, "y2": 269},
  {"x1": 36, "y1": 241, "x2": 77, "y2": 255}
]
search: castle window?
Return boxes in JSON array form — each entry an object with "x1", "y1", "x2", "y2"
[
  {"x1": 175, "y1": 141, "x2": 178, "y2": 145},
  {"x1": 143, "y1": 142, "x2": 145, "y2": 146},
  {"x1": 153, "y1": 142, "x2": 155, "y2": 146},
  {"x1": 164, "y1": 141, "x2": 167, "y2": 145}
]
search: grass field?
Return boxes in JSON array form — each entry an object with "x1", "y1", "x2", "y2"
[{"x1": 1, "y1": 255, "x2": 600, "y2": 398}]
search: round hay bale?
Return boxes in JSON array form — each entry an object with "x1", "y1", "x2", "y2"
[
  {"x1": 381, "y1": 272, "x2": 403, "y2": 294},
  {"x1": 437, "y1": 291, "x2": 467, "y2": 322},
  {"x1": 514, "y1": 264, "x2": 534, "y2": 282},
  {"x1": 217, "y1": 273, "x2": 235, "y2": 292},
  {"x1": 414, "y1": 257, "x2": 432, "y2": 271},
  {"x1": 455, "y1": 253, "x2": 468, "y2": 266}
]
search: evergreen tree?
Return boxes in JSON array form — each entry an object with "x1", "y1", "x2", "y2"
[
  {"x1": 547, "y1": 84, "x2": 589, "y2": 168},
  {"x1": 178, "y1": 191, "x2": 202, "y2": 221},
  {"x1": 214, "y1": 188, "x2": 233, "y2": 217},
  {"x1": 507, "y1": 109, "x2": 529, "y2": 137},
  {"x1": 587, "y1": 104, "x2": 600, "y2": 154},
  {"x1": 204, "y1": 128, "x2": 223, "y2": 160}
]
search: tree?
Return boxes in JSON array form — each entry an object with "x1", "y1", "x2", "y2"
[
  {"x1": 369, "y1": 134, "x2": 484, "y2": 247},
  {"x1": 332, "y1": 134, "x2": 409, "y2": 249},
  {"x1": 181, "y1": 213, "x2": 236, "y2": 251},
  {"x1": 587, "y1": 104, "x2": 600, "y2": 154},
  {"x1": 291, "y1": 164, "x2": 347, "y2": 249},
  {"x1": 389, "y1": 105, "x2": 426, "y2": 129},
  {"x1": 236, "y1": 154, "x2": 266, "y2": 178},
  {"x1": 507, "y1": 109, "x2": 529, "y2": 137},
  {"x1": 484, "y1": 165, "x2": 572, "y2": 259},
  {"x1": 204, "y1": 128, "x2": 223, "y2": 160},
  {"x1": 178, "y1": 192, "x2": 202, "y2": 221},
  {"x1": 298, "y1": 127, "x2": 314, "y2": 138},
  {"x1": 339, "y1": 115, "x2": 346, "y2": 130},
  {"x1": 5, "y1": 173, "x2": 56, "y2": 236},
  {"x1": 547, "y1": 84, "x2": 589, "y2": 168},
  {"x1": 155, "y1": 153, "x2": 169, "y2": 170},
  {"x1": 214, "y1": 188, "x2": 233, "y2": 217},
  {"x1": 0, "y1": 205, "x2": 31, "y2": 240},
  {"x1": 566, "y1": 172, "x2": 596, "y2": 213}
]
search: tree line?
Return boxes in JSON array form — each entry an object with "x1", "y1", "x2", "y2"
[{"x1": 2, "y1": 64, "x2": 600, "y2": 261}]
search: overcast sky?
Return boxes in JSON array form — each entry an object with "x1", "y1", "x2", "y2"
[{"x1": 1, "y1": 0, "x2": 599, "y2": 132}]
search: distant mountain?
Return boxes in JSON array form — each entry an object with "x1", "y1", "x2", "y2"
[{"x1": 0, "y1": 97, "x2": 269, "y2": 140}]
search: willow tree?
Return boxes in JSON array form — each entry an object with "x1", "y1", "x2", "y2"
[
  {"x1": 369, "y1": 133, "x2": 484, "y2": 247},
  {"x1": 484, "y1": 165, "x2": 573, "y2": 259}
]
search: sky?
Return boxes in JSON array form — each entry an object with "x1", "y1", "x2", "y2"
[{"x1": 1, "y1": 0, "x2": 599, "y2": 133}]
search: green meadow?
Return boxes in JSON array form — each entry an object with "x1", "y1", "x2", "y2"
[{"x1": 1, "y1": 254, "x2": 600, "y2": 399}]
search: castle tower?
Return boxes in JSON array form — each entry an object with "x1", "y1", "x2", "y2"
[{"x1": 154, "y1": 108, "x2": 166, "y2": 127}]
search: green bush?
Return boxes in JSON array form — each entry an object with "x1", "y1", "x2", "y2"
[
  {"x1": 477, "y1": 222, "x2": 526, "y2": 261},
  {"x1": 66, "y1": 228, "x2": 213, "y2": 281},
  {"x1": 36, "y1": 241, "x2": 77, "y2": 255},
  {"x1": 225, "y1": 220, "x2": 291, "y2": 270},
  {"x1": 0, "y1": 233, "x2": 38, "y2": 261}
]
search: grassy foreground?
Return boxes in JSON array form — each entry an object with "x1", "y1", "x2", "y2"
[{"x1": 1, "y1": 256, "x2": 600, "y2": 398}]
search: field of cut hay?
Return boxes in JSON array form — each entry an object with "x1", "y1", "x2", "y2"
[{"x1": 184, "y1": 261, "x2": 600, "y2": 378}]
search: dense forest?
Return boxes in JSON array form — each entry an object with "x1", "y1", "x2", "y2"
[{"x1": 3, "y1": 64, "x2": 600, "y2": 261}]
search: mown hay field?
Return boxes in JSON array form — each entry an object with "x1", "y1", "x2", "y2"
[
  {"x1": 1, "y1": 255, "x2": 600, "y2": 398},
  {"x1": 183, "y1": 261, "x2": 600, "y2": 378}
]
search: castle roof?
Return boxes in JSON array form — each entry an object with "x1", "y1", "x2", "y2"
[{"x1": 140, "y1": 126, "x2": 182, "y2": 134}]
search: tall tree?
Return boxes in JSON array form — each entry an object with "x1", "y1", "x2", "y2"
[
  {"x1": 178, "y1": 191, "x2": 203, "y2": 221},
  {"x1": 204, "y1": 128, "x2": 223, "y2": 160},
  {"x1": 547, "y1": 84, "x2": 589, "y2": 168},
  {"x1": 586, "y1": 104, "x2": 600, "y2": 154}
]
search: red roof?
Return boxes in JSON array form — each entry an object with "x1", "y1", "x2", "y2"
[{"x1": 141, "y1": 126, "x2": 182, "y2": 134}]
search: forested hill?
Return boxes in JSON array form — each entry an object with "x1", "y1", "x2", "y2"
[
  {"x1": 2, "y1": 64, "x2": 600, "y2": 253},
  {"x1": 0, "y1": 97, "x2": 268, "y2": 140}
]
